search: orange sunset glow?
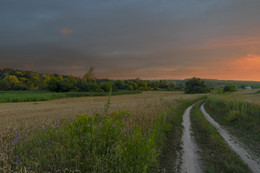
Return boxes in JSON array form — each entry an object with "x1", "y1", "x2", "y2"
[{"x1": 1, "y1": 1, "x2": 260, "y2": 81}]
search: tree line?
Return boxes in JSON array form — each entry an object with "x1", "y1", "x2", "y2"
[{"x1": 0, "y1": 68, "x2": 180, "y2": 92}]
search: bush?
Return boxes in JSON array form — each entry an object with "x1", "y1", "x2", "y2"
[{"x1": 223, "y1": 85, "x2": 236, "y2": 93}]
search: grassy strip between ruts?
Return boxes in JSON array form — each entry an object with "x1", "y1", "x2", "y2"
[
  {"x1": 0, "y1": 90, "x2": 142, "y2": 103},
  {"x1": 190, "y1": 102, "x2": 251, "y2": 173},
  {"x1": 205, "y1": 95, "x2": 260, "y2": 151},
  {"x1": 157, "y1": 96, "x2": 205, "y2": 173},
  {"x1": 7, "y1": 97, "x2": 203, "y2": 173}
]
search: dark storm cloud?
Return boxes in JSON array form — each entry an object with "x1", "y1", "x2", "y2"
[{"x1": 1, "y1": 0, "x2": 260, "y2": 79}]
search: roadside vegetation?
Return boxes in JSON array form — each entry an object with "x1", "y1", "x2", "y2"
[
  {"x1": 0, "y1": 90, "x2": 203, "y2": 172},
  {"x1": 205, "y1": 94, "x2": 260, "y2": 152},
  {"x1": 190, "y1": 103, "x2": 251, "y2": 173}
]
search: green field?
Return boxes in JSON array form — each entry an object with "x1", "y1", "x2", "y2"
[{"x1": 0, "y1": 90, "x2": 142, "y2": 103}]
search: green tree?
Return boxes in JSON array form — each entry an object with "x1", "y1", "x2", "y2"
[
  {"x1": 223, "y1": 85, "x2": 236, "y2": 93},
  {"x1": 168, "y1": 82, "x2": 176, "y2": 89},
  {"x1": 129, "y1": 85, "x2": 134, "y2": 90},
  {"x1": 14, "y1": 83, "x2": 27, "y2": 90},
  {"x1": 38, "y1": 75, "x2": 51, "y2": 90},
  {"x1": 0, "y1": 79, "x2": 9, "y2": 90},
  {"x1": 7, "y1": 75, "x2": 20, "y2": 89},
  {"x1": 60, "y1": 78, "x2": 74, "y2": 92},
  {"x1": 185, "y1": 77, "x2": 210, "y2": 94},
  {"x1": 159, "y1": 80, "x2": 169, "y2": 89},
  {"x1": 47, "y1": 77, "x2": 61, "y2": 92},
  {"x1": 87, "y1": 81, "x2": 99, "y2": 92},
  {"x1": 101, "y1": 82, "x2": 112, "y2": 92}
]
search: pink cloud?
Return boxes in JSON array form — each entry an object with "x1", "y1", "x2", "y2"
[{"x1": 60, "y1": 28, "x2": 74, "y2": 36}]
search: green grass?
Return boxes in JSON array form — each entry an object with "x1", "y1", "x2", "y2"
[
  {"x1": 158, "y1": 97, "x2": 205, "y2": 172},
  {"x1": 9, "y1": 96, "x2": 204, "y2": 172},
  {"x1": 11, "y1": 111, "x2": 172, "y2": 172},
  {"x1": 190, "y1": 103, "x2": 251, "y2": 173},
  {"x1": 0, "y1": 90, "x2": 142, "y2": 103},
  {"x1": 205, "y1": 95, "x2": 260, "y2": 147},
  {"x1": 12, "y1": 112, "x2": 156, "y2": 172}
]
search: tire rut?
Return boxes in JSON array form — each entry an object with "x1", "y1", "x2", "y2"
[
  {"x1": 180, "y1": 104, "x2": 203, "y2": 173},
  {"x1": 201, "y1": 103, "x2": 260, "y2": 173}
]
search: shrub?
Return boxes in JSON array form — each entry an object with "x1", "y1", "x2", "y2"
[{"x1": 223, "y1": 85, "x2": 236, "y2": 93}]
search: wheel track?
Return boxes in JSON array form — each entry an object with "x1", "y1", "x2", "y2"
[
  {"x1": 181, "y1": 104, "x2": 203, "y2": 173},
  {"x1": 201, "y1": 103, "x2": 260, "y2": 173}
]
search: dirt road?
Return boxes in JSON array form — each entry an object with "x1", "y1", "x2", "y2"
[
  {"x1": 201, "y1": 103, "x2": 260, "y2": 173},
  {"x1": 181, "y1": 104, "x2": 203, "y2": 173}
]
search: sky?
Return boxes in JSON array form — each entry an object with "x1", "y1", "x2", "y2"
[{"x1": 0, "y1": 0, "x2": 260, "y2": 81}]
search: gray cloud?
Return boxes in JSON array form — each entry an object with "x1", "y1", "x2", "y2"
[{"x1": 0, "y1": 0, "x2": 260, "y2": 79}]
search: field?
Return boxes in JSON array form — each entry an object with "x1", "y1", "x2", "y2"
[
  {"x1": 0, "y1": 91, "x2": 202, "y2": 172},
  {"x1": 0, "y1": 90, "x2": 142, "y2": 103},
  {"x1": 1, "y1": 89, "x2": 259, "y2": 172}
]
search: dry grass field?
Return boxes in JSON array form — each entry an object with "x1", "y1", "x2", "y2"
[
  {"x1": 232, "y1": 89, "x2": 260, "y2": 105},
  {"x1": 0, "y1": 91, "x2": 202, "y2": 171}
]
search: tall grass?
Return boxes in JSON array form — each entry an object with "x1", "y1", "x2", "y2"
[
  {"x1": 0, "y1": 91, "x2": 203, "y2": 172},
  {"x1": 7, "y1": 97, "x2": 204, "y2": 172},
  {"x1": 12, "y1": 111, "x2": 165, "y2": 172},
  {"x1": 205, "y1": 95, "x2": 260, "y2": 145},
  {"x1": 190, "y1": 103, "x2": 251, "y2": 173},
  {"x1": 7, "y1": 101, "x2": 169, "y2": 171}
]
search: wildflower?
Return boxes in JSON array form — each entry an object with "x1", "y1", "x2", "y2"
[
  {"x1": 149, "y1": 126, "x2": 153, "y2": 133},
  {"x1": 15, "y1": 156, "x2": 20, "y2": 165},
  {"x1": 42, "y1": 125, "x2": 45, "y2": 131}
]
